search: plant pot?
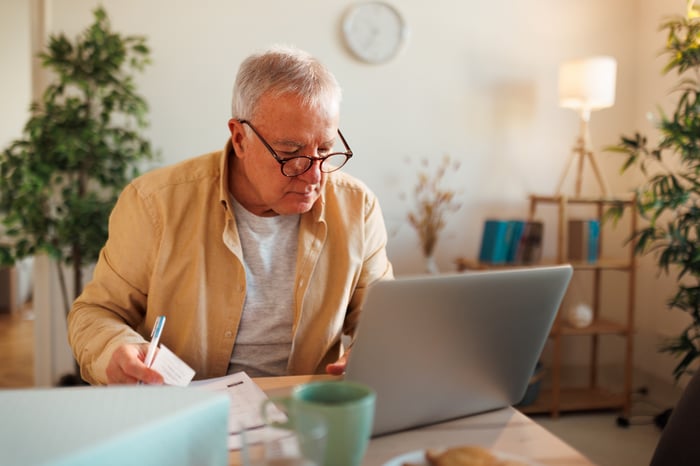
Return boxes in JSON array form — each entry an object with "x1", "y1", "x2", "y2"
[{"x1": 424, "y1": 254, "x2": 439, "y2": 274}]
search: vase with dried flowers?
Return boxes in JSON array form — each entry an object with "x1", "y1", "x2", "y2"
[{"x1": 404, "y1": 154, "x2": 462, "y2": 273}]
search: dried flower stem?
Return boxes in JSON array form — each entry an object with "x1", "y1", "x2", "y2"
[{"x1": 406, "y1": 155, "x2": 461, "y2": 257}]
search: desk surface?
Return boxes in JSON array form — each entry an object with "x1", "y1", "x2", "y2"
[{"x1": 232, "y1": 375, "x2": 594, "y2": 466}]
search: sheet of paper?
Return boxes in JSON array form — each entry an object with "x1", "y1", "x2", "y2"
[
  {"x1": 191, "y1": 371, "x2": 287, "y2": 450},
  {"x1": 150, "y1": 344, "x2": 196, "y2": 387}
]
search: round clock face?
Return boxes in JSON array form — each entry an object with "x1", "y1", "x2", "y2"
[{"x1": 342, "y1": 2, "x2": 406, "y2": 64}]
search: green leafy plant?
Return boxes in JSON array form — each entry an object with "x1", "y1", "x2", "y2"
[
  {"x1": 0, "y1": 7, "x2": 157, "y2": 318},
  {"x1": 607, "y1": 1, "x2": 700, "y2": 381},
  {"x1": 405, "y1": 154, "x2": 462, "y2": 259}
]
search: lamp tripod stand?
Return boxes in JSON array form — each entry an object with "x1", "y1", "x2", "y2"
[{"x1": 554, "y1": 110, "x2": 610, "y2": 197}]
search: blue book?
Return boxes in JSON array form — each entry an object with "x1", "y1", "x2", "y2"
[
  {"x1": 514, "y1": 221, "x2": 544, "y2": 264},
  {"x1": 587, "y1": 219, "x2": 600, "y2": 263},
  {"x1": 479, "y1": 220, "x2": 511, "y2": 264},
  {"x1": 568, "y1": 219, "x2": 601, "y2": 263},
  {"x1": 506, "y1": 220, "x2": 526, "y2": 263}
]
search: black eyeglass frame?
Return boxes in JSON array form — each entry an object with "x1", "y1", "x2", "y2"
[{"x1": 239, "y1": 120, "x2": 353, "y2": 177}]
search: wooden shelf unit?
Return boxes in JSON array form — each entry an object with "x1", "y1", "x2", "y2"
[
  {"x1": 520, "y1": 387, "x2": 626, "y2": 415},
  {"x1": 527, "y1": 194, "x2": 637, "y2": 419}
]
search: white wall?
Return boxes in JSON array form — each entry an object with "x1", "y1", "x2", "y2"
[
  {"x1": 46, "y1": 0, "x2": 641, "y2": 268},
  {"x1": 5, "y1": 0, "x2": 694, "y2": 386},
  {"x1": 0, "y1": 1, "x2": 30, "y2": 149}
]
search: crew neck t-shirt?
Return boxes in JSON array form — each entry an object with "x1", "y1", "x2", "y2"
[{"x1": 227, "y1": 197, "x2": 300, "y2": 376}]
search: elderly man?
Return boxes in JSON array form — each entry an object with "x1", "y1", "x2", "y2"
[{"x1": 67, "y1": 45, "x2": 393, "y2": 385}]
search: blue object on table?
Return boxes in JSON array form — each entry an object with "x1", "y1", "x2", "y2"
[
  {"x1": 479, "y1": 220, "x2": 512, "y2": 264},
  {"x1": 0, "y1": 386, "x2": 230, "y2": 466},
  {"x1": 505, "y1": 220, "x2": 526, "y2": 263},
  {"x1": 587, "y1": 219, "x2": 600, "y2": 263}
]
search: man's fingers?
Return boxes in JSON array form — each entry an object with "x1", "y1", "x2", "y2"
[
  {"x1": 325, "y1": 351, "x2": 349, "y2": 375},
  {"x1": 325, "y1": 362, "x2": 346, "y2": 375},
  {"x1": 141, "y1": 367, "x2": 164, "y2": 385},
  {"x1": 106, "y1": 343, "x2": 163, "y2": 385}
]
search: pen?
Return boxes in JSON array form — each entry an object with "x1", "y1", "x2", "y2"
[{"x1": 143, "y1": 315, "x2": 166, "y2": 369}]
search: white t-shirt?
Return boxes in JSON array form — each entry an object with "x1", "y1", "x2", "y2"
[{"x1": 227, "y1": 197, "x2": 300, "y2": 376}]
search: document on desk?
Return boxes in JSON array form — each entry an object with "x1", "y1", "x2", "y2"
[{"x1": 191, "y1": 371, "x2": 286, "y2": 450}]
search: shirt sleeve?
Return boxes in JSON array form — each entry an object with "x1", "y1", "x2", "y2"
[
  {"x1": 343, "y1": 191, "x2": 394, "y2": 338},
  {"x1": 67, "y1": 182, "x2": 158, "y2": 385}
]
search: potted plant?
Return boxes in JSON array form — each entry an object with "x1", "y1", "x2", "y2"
[
  {"x1": 607, "y1": 0, "x2": 700, "y2": 381},
  {"x1": 0, "y1": 7, "x2": 157, "y2": 382}
]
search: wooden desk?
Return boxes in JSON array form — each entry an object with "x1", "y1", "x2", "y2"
[{"x1": 231, "y1": 376, "x2": 594, "y2": 466}]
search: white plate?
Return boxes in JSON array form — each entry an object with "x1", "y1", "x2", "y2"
[{"x1": 382, "y1": 448, "x2": 543, "y2": 466}]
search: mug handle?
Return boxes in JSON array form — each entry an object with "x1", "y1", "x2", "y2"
[{"x1": 261, "y1": 396, "x2": 293, "y2": 429}]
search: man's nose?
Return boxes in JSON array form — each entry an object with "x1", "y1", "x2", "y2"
[{"x1": 298, "y1": 157, "x2": 323, "y2": 183}]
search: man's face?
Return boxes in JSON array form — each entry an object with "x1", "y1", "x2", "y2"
[{"x1": 229, "y1": 92, "x2": 340, "y2": 217}]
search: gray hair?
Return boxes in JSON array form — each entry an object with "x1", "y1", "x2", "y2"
[{"x1": 231, "y1": 45, "x2": 342, "y2": 120}]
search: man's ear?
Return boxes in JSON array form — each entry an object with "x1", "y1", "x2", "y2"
[{"x1": 228, "y1": 119, "x2": 247, "y2": 157}]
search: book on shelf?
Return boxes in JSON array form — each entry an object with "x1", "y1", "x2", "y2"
[
  {"x1": 514, "y1": 220, "x2": 544, "y2": 264},
  {"x1": 478, "y1": 220, "x2": 512, "y2": 264},
  {"x1": 567, "y1": 219, "x2": 600, "y2": 262},
  {"x1": 505, "y1": 220, "x2": 525, "y2": 263},
  {"x1": 478, "y1": 219, "x2": 543, "y2": 265}
]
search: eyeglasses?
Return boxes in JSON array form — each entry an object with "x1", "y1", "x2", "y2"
[{"x1": 239, "y1": 120, "x2": 353, "y2": 177}]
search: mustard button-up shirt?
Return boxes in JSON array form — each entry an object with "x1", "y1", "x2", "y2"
[{"x1": 67, "y1": 142, "x2": 393, "y2": 385}]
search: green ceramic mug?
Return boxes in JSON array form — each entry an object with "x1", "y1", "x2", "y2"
[{"x1": 262, "y1": 380, "x2": 376, "y2": 466}]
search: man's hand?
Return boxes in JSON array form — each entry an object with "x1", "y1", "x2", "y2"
[
  {"x1": 105, "y1": 343, "x2": 164, "y2": 385},
  {"x1": 325, "y1": 350, "x2": 350, "y2": 376}
]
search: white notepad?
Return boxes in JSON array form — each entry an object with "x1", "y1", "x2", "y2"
[
  {"x1": 150, "y1": 344, "x2": 196, "y2": 386},
  {"x1": 191, "y1": 371, "x2": 286, "y2": 450}
]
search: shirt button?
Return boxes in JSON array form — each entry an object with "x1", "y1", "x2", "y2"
[{"x1": 224, "y1": 331, "x2": 233, "y2": 338}]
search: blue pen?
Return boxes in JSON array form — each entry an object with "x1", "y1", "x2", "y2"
[{"x1": 143, "y1": 315, "x2": 166, "y2": 369}]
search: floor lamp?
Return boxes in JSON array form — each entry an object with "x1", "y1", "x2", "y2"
[{"x1": 555, "y1": 56, "x2": 617, "y2": 197}]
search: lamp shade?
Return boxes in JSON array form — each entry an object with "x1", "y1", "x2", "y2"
[{"x1": 558, "y1": 56, "x2": 617, "y2": 111}]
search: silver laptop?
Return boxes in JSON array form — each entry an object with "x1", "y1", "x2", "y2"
[{"x1": 344, "y1": 265, "x2": 573, "y2": 436}]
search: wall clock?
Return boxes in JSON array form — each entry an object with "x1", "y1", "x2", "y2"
[{"x1": 342, "y1": 2, "x2": 407, "y2": 64}]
